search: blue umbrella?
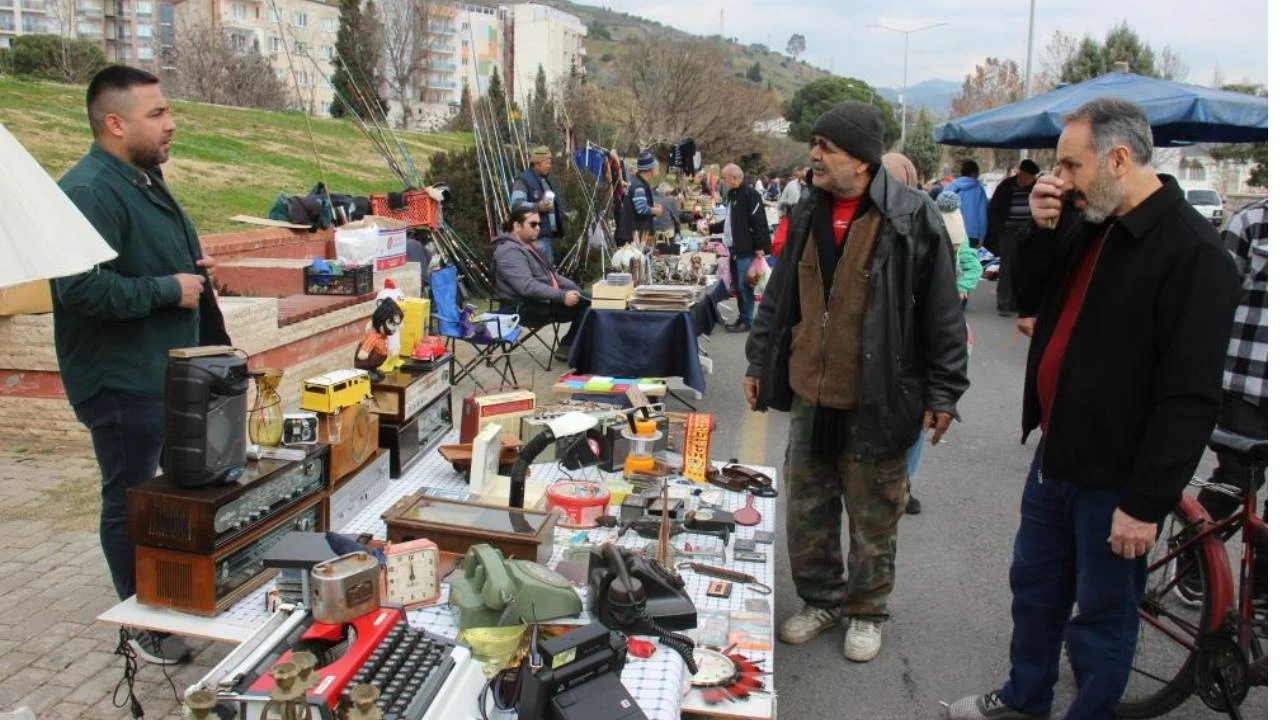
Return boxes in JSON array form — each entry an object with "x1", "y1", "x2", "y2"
[{"x1": 934, "y1": 71, "x2": 1268, "y2": 148}]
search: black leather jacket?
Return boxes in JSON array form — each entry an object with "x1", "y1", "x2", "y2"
[{"x1": 745, "y1": 166, "x2": 970, "y2": 460}]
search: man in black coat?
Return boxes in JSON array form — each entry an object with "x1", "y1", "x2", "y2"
[
  {"x1": 709, "y1": 163, "x2": 770, "y2": 332},
  {"x1": 946, "y1": 98, "x2": 1239, "y2": 720},
  {"x1": 987, "y1": 159, "x2": 1039, "y2": 315}
]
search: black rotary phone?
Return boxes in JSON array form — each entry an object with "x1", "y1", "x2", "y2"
[{"x1": 588, "y1": 543, "x2": 698, "y2": 672}]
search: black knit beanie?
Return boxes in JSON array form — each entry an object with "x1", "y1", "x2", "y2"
[{"x1": 812, "y1": 101, "x2": 885, "y2": 163}]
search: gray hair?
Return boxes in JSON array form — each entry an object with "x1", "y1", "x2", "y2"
[{"x1": 1063, "y1": 98, "x2": 1154, "y2": 166}]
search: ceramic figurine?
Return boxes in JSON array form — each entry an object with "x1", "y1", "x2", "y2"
[
  {"x1": 355, "y1": 298, "x2": 404, "y2": 382},
  {"x1": 375, "y1": 279, "x2": 407, "y2": 374}
]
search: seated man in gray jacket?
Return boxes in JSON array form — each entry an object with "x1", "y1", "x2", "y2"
[{"x1": 493, "y1": 203, "x2": 589, "y2": 361}]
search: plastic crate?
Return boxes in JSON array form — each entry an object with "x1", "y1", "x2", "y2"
[{"x1": 304, "y1": 264, "x2": 374, "y2": 296}]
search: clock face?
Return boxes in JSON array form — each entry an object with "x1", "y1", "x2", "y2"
[
  {"x1": 690, "y1": 648, "x2": 738, "y2": 687},
  {"x1": 385, "y1": 544, "x2": 439, "y2": 608}
]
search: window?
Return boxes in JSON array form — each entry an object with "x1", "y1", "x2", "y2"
[
  {"x1": 1186, "y1": 189, "x2": 1221, "y2": 206},
  {"x1": 295, "y1": 69, "x2": 310, "y2": 86},
  {"x1": 231, "y1": 33, "x2": 246, "y2": 49},
  {"x1": 136, "y1": 22, "x2": 151, "y2": 37},
  {"x1": 135, "y1": 0, "x2": 150, "y2": 13},
  {"x1": 294, "y1": 41, "x2": 306, "y2": 55},
  {"x1": 269, "y1": 35, "x2": 282, "y2": 53},
  {"x1": 0, "y1": 11, "x2": 13, "y2": 31},
  {"x1": 230, "y1": 2, "x2": 244, "y2": 18},
  {"x1": 324, "y1": 45, "x2": 334, "y2": 59},
  {"x1": 293, "y1": 10, "x2": 306, "y2": 27},
  {"x1": 137, "y1": 45, "x2": 153, "y2": 59},
  {"x1": 320, "y1": 16, "x2": 334, "y2": 32}
]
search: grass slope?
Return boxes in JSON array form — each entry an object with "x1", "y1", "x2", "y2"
[
  {"x1": 543, "y1": 0, "x2": 829, "y2": 101},
  {"x1": 0, "y1": 77, "x2": 472, "y2": 233}
]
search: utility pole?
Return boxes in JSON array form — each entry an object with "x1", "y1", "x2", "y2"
[
  {"x1": 869, "y1": 22, "x2": 947, "y2": 150},
  {"x1": 1021, "y1": 0, "x2": 1035, "y2": 160},
  {"x1": 719, "y1": 8, "x2": 724, "y2": 37}
]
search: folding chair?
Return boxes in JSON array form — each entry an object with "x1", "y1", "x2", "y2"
[
  {"x1": 503, "y1": 305, "x2": 563, "y2": 372},
  {"x1": 429, "y1": 266, "x2": 519, "y2": 389}
]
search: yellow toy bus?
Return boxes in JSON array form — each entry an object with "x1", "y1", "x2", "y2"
[{"x1": 300, "y1": 369, "x2": 373, "y2": 414}]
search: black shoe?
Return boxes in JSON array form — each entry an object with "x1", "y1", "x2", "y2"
[
  {"x1": 553, "y1": 344, "x2": 570, "y2": 361},
  {"x1": 905, "y1": 495, "x2": 921, "y2": 515},
  {"x1": 726, "y1": 321, "x2": 750, "y2": 333},
  {"x1": 127, "y1": 629, "x2": 192, "y2": 666}
]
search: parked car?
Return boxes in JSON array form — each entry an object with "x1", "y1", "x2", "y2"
[{"x1": 1185, "y1": 187, "x2": 1225, "y2": 227}]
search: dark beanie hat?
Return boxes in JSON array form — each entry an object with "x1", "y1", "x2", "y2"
[
  {"x1": 812, "y1": 101, "x2": 884, "y2": 163},
  {"x1": 1019, "y1": 158, "x2": 1041, "y2": 175}
]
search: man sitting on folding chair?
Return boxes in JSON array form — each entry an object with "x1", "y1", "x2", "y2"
[{"x1": 493, "y1": 202, "x2": 590, "y2": 363}]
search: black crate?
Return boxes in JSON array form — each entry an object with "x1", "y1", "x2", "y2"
[{"x1": 303, "y1": 264, "x2": 374, "y2": 296}]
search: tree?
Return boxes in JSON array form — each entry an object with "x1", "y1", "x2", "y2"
[
  {"x1": 902, "y1": 110, "x2": 941, "y2": 182},
  {"x1": 382, "y1": 0, "x2": 432, "y2": 129},
  {"x1": 950, "y1": 58, "x2": 1024, "y2": 171},
  {"x1": 1208, "y1": 83, "x2": 1268, "y2": 188},
  {"x1": 786, "y1": 34, "x2": 805, "y2": 60},
  {"x1": 745, "y1": 62, "x2": 762, "y2": 83},
  {"x1": 8, "y1": 34, "x2": 107, "y2": 84},
  {"x1": 529, "y1": 64, "x2": 557, "y2": 147},
  {"x1": 587, "y1": 22, "x2": 611, "y2": 41},
  {"x1": 1211, "y1": 63, "x2": 1226, "y2": 89},
  {"x1": 1060, "y1": 22, "x2": 1158, "y2": 83},
  {"x1": 601, "y1": 39, "x2": 779, "y2": 162},
  {"x1": 1156, "y1": 45, "x2": 1189, "y2": 82},
  {"x1": 331, "y1": 0, "x2": 386, "y2": 119},
  {"x1": 447, "y1": 79, "x2": 473, "y2": 131},
  {"x1": 785, "y1": 76, "x2": 899, "y2": 148},
  {"x1": 1034, "y1": 30, "x2": 1079, "y2": 93},
  {"x1": 168, "y1": 20, "x2": 288, "y2": 110}
]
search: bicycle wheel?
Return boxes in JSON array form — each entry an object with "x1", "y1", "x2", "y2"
[{"x1": 1118, "y1": 505, "x2": 1215, "y2": 718}]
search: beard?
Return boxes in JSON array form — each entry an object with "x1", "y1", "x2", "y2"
[
  {"x1": 1078, "y1": 164, "x2": 1124, "y2": 223},
  {"x1": 128, "y1": 140, "x2": 169, "y2": 169}
]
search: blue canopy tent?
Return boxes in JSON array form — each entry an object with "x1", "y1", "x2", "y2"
[{"x1": 934, "y1": 71, "x2": 1268, "y2": 148}]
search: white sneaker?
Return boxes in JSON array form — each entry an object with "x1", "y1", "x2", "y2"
[
  {"x1": 778, "y1": 605, "x2": 841, "y2": 644},
  {"x1": 843, "y1": 618, "x2": 882, "y2": 662}
]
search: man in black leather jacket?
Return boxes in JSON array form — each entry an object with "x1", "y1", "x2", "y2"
[{"x1": 743, "y1": 101, "x2": 969, "y2": 663}]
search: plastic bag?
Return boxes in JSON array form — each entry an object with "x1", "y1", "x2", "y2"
[{"x1": 746, "y1": 256, "x2": 769, "y2": 289}]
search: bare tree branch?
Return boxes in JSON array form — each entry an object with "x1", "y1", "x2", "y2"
[
  {"x1": 382, "y1": 0, "x2": 432, "y2": 129},
  {"x1": 169, "y1": 18, "x2": 289, "y2": 110}
]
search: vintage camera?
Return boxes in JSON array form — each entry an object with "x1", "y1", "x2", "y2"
[{"x1": 516, "y1": 622, "x2": 641, "y2": 720}]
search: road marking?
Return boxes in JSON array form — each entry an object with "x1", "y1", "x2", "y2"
[{"x1": 736, "y1": 407, "x2": 769, "y2": 465}]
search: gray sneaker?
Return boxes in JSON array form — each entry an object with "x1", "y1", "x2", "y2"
[
  {"x1": 945, "y1": 690, "x2": 1048, "y2": 720},
  {"x1": 127, "y1": 629, "x2": 192, "y2": 666},
  {"x1": 778, "y1": 605, "x2": 841, "y2": 644}
]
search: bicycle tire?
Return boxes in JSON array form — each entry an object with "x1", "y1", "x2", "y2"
[{"x1": 1117, "y1": 505, "x2": 1215, "y2": 718}]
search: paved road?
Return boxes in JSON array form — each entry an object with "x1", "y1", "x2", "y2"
[{"x1": 696, "y1": 280, "x2": 1264, "y2": 719}]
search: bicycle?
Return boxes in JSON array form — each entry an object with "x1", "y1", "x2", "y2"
[{"x1": 1120, "y1": 429, "x2": 1267, "y2": 719}]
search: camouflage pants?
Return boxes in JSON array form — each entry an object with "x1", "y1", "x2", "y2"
[{"x1": 785, "y1": 397, "x2": 909, "y2": 618}]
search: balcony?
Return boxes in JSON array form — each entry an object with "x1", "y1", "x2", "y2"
[
  {"x1": 20, "y1": 0, "x2": 45, "y2": 11},
  {"x1": 0, "y1": 0, "x2": 13, "y2": 9},
  {"x1": 427, "y1": 43, "x2": 454, "y2": 55},
  {"x1": 427, "y1": 79, "x2": 457, "y2": 90},
  {"x1": 427, "y1": 60, "x2": 455, "y2": 71},
  {"x1": 426, "y1": 23, "x2": 454, "y2": 35},
  {"x1": 76, "y1": 3, "x2": 104, "y2": 16}
]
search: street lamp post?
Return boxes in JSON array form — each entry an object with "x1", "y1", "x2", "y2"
[{"x1": 869, "y1": 21, "x2": 947, "y2": 149}]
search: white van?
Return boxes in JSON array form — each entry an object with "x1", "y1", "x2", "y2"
[{"x1": 1184, "y1": 187, "x2": 1225, "y2": 227}]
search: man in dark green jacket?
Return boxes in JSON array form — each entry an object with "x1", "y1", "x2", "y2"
[{"x1": 55, "y1": 65, "x2": 228, "y2": 665}]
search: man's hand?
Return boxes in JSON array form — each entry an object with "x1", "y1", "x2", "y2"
[
  {"x1": 1016, "y1": 317, "x2": 1036, "y2": 337},
  {"x1": 1029, "y1": 173, "x2": 1072, "y2": 229},
  {"x1": 755, "y1": 249, "x2": 765, "y2": 259},
  {"x1": 174, "y1": 273, "x2": 206, "y2": 309},
  {"x1": 959, "y1": 292, "x2": 969, "y2": 301},
  {"x1": 1109, "y1": 508, "x2": 1158, "y2": 559},
  {"x1": 651, "y1": 204, "x2": 664, "y2": 217},
  {"x1": 922, "y1": 410, "x2": 954, "y2": 446},
  {"x1": 743, "y1": 376, "x2": 760, "y2": 408},
  {"x1": 564, "y1": 290, "x2": 581, "y2": 307},
  {"x1": 538, "y1": 199, "x2": 554, "y2": 212}
]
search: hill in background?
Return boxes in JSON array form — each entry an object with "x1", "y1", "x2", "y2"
[
  {"x1": 875, "y1": 78, "x2": 964, "y2": 119},
  {"x1": 540, "y1": 0, "x2": 830, "y2": 101},
  {"x1": 0, "y1": 78, "x2": 471, "y2": 233}
]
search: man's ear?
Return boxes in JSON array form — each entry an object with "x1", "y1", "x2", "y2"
[{"x1": 102, "y1": 111, "x2": 127, "y2": 140}]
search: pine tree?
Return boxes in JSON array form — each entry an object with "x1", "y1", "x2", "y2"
[
  {"x1": 330, "y1": 0, "x2": 386, "y2": 119},
  {"x1": 530, "y1": 64, "x2": 556, "y2": 147},
  {"x1": 448, "y1": 79, "x2": 473, "y2": 132}
]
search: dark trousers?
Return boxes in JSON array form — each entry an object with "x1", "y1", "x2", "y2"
[
  {"x1": 996, "y1": 229, "x2": 1020, "y2": 312},
  {"x1": 73, "y1": 390, "x2": 165, "y2": 600},
  {"x1": 1000, "y1": 444, "x2": 1150, "y2": 720},
  {"x1": 1199, "y1": 393, "x2": 1267, "y2": 581},
  {"x1": 503, "y1": 299, "x2": 589, "y2": 346},
  {"x1": 731, "y1": 256, "x2": 756, "y2": 326}
]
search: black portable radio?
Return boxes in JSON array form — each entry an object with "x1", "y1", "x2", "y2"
[{"x1": 163, "y1": 346, "x2": 249, "y2": 487}]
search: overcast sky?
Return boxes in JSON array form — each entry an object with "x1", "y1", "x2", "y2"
[{"x1": 577, "y1": 0, "x2": 1269, "y2": 89}]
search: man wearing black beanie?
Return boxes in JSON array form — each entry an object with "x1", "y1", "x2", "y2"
[{"x1": 744, "y1": 101, "x2": 970, "y2": 662}]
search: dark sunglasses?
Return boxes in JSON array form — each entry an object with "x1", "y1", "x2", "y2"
[{"x1": 526, "y1": 221, "x2": 541, "y2": 228}]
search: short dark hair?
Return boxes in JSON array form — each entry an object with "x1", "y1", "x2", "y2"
[
  {"x1": 960, "y1": 160, "x2": 980, "y2": 177},
  {"x1": 1018, "y1": 159, "x2": 1040, "y2": 175},
  {"x1": 1063, "y1": 97, "x2": 1154, "y2": 166},
  {"x1": 502, "y1": 202, "x2": 539, "y2": 233},
  {"x1": 86, "y1": 65, "x2": 160, "y2": 136}
]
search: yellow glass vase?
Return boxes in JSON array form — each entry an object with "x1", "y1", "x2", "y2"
[{"x1": 248, "y1": 368, "x2": 285, "y2": 446}]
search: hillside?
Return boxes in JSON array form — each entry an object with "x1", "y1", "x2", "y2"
[
  {"x1": 875, "y1": 79, "x2": 964, "y2": 119},
  {"x1": 0, "y1": 77, "x2": 472, "y2": 233},
  {"x1": 541, "y1": 0, "x2": 830, "y2": 101}
]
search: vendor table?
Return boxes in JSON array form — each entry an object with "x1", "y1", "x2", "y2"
[{"x1": 100, "y1": 434, "x2": 778, "y2": 720}]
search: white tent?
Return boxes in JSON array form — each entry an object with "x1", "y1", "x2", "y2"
[{"x1": 0, "y1": 123, "x2": 116, "y2": 290}]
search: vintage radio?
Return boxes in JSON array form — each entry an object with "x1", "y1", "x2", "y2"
[
  {"x1": 325, "y1": 449, "x2": 390, "y2": 531},
  {"x1": 383, "y1": 495, "x2": 558, "y2": 563},
  {"x1": 128, "y1": 445, "x2": 329, "y2": 554},
  {"x1": 520, "y1": 404, "x2": 620, "y2": 464},
  {"x1": 460, "y1": 389, "x2": 537, "y2": 444},
  {"x1": 319, "y1": 400, "x2": 379, "y2": 486},
  {"x1": 379, "y1": 390, "x2": 453, "y2": 478},
  {"x1": 135, "y1": 495, "x2": 326, "y2": 616},
  {"x1": 369, "y1": 358, "x2": 451, "y2": 425}
]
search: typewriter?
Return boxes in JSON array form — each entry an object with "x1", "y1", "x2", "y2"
[{"x1": 192, "y1": 604, "x2": 486, "y2": 720}]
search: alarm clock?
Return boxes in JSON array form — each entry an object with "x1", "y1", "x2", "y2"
[{"x1": 382, "y1": 538, "x2": 441, "y2": 609}]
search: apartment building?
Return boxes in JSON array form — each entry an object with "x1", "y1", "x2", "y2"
[
  {"x1": 507, "y1": 2, "x2": 582, "y2": 106},
  {"x1": 172, "y1": 0, "x2": 339, "y2": 115},
  {"x1": 0, "y1": 0, "x2": 160, "y2": 66}
]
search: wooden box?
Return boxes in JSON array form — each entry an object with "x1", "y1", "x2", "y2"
[
  {"x1": 135, "y1": 496, "x2": 325, "y2": 616},
  {"x1": 320, "y1": 401, "x2": 379, "y2": 486},
  {"x1": 382, "y1": 495, "x2": 558, "y2": 563},
  {"x1": 370, "y1": 360, "x2": 450, "y2": 425}
]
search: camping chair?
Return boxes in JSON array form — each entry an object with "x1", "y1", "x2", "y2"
[
  {"x1": 429, "y1": 266, "x2": 520, "y2": 389},
  {"x1": 501, "y1": 303, "x2": 563, "y2": 372}
]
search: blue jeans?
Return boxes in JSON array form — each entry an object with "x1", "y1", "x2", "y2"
[
  {"x1": 73, "y1": 390, "x2": 166, "y2": 600},
  {"x1": 734, "y1": 256, "x2": 756, "y2": 326},
  {"x1": 536, "y1": 237, "x2": 555, "y2": 266},
  {"x1": 999, "y1": 445, "x2": 1150, "y2": 719}
]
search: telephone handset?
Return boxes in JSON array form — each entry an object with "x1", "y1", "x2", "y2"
[
  {"x1": 589, "y1": 543, "x2": 699, "y2": 672},
  {"x1": 468, "y1": 544, "x2": 514, "y2": 609}
]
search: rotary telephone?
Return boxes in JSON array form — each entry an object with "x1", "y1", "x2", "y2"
[
  {"x1": 447, "y1": 544, "x2": 582, "y2": 630},
  {"x1": 588, "y1": 543, "x2": 698, "y2": 672}
]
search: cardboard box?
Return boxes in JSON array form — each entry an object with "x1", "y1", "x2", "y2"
[
  {"x1": 591, "y1": 279, "x2": 634, "y2": 304},
  {"x1": 0, "y1": 280, "x2": 52, "y2": 315},
  {"x1": 336, "y1": 216, "x2": 407, "y2": 272}
]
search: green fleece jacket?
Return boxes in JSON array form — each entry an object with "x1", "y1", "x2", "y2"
[
  {"x1": 956, "y1": 243, "x2": 981, "y2": 295},
  {"x1": 54, "y1": 143, "x2": 203, "y2": 406}
]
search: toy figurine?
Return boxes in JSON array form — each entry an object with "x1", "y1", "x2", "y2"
[
  {"x1": 375, "y1": 279, "x2": 407, "y2": 374},
  {"x1": 355, "y1": 298, "x2": 404, "y2": 382}
]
